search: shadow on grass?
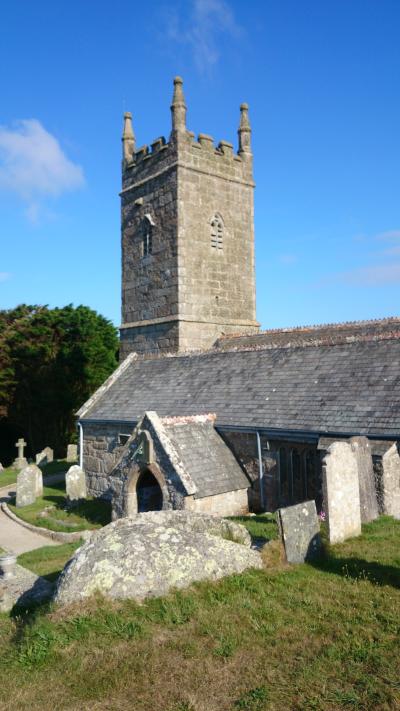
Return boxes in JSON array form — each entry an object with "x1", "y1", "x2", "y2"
[
  {"x1": 310, "y1": 554, "x2": 400, "y2": 589},
  {"x1": 229, "y1": 515, "x2": 278, "y2": 545},
  {"x1": 233, "y1": 515, "x2": 277, "y2": 527}
]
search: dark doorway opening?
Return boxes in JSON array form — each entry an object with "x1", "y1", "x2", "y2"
[{"x1": 136, "y1": 469, "x2": 163, "y2": 512}]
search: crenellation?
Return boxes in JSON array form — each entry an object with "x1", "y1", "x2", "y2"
[
  {"x1": 135, "y1": 145, "x2": 150, "y2": 161},
  {"x1": 151, "y1": 136, "x2": 166, "y2": 153},
  {"x1": 198, "y1": 133, "x2": 214, "y2": 150},
  {"x1": 120, "y1": 76, "x2": 258, "y2": 357}
]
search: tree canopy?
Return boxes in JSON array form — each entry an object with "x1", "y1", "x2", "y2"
[{"x1": 0, "y1": 304, "x2": 118, "y2": 463}]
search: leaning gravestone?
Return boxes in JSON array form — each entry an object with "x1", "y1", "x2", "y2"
[
  {"x1": 278, "y1": 500, "x2": 322, "y2": 563},
  {"x1": 381, "y1": 444, "x2": 400, "y2": 518},
  {"x1": 66, "y1": 465, "x2": 87, "y2": 501},
  {"x1": 322, "y1": 441, "x2": 361, "y2": 543},
  {"x1": 66, "y1": 444, "x2": 78, "y2": 463},
  {"x1": 16, "y1": 466, "x2": 38, "y2": 508},
  {"x1": 350, "y1": 436, "x2": 379, "y2": 523},
  {"x1": 35, "y1": 446, "x2": 54, "y2": 466}
]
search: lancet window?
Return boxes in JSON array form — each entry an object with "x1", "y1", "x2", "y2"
[{"x1": 210, "y1": 214, "x2": 224, "y2": 250}]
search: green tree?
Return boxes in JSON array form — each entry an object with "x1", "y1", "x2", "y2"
[{"x1": 0, "y1": 304, "x2": 118, "y2": 461}]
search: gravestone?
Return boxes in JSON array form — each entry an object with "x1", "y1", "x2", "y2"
[
  {"x1": 35, "y1": 446, "x2": 54, "y2": 466},
  {"x1": 66, "y1": 465, "x2": 87, "y2": 501},
  {"x1": 350, "y1": 436, "x2": 379, "y2": 523},
  {"x1": 66, "y1": 444, "x2": 78, "y2": 463},
  {"x1": 13, "y1": 438, "x2": 28, "y2": 471},
  {"x1": 30, "y1": 463, "x2": 43, "y2": 497},
  {"x1": 0, "y1": 462, "x2": 3, "y2": 472},
  {"x1": 16, "y1": 465, "x2": 38, "y2": 507},
  {"x1": 381, "y1": 444, "x2": 400, "y2": 518},
  {"x1": 278, "y1": 500, "x2": 322, "y2": 563},
  {"x1": 322, "y1": 441, "x2": 361, "y2": 543}
]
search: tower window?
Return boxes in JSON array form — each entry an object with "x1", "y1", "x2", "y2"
[
  {"x1": 142, "y1": 215, "x2": 154, "y2": 257},
  {"x1": 210, "y1": 214, "x2": 223, "y2": 250}
]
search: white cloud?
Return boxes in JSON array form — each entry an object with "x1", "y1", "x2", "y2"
[
  {"x1": 376, "y1": 229, "x2": 400, "y2": 242},
  {"x1": 166, "y1": 0, "x2": 242, "y2": 72},
  {"x1": 339, "y1": 263, "x2": 400, "y2": 287},
  {"x1": 0, "y1": 272, "x2": 11, "y2": 283},
  {"x1": 322, "y1": 228, "x2": 400, "y2": 287},
  {"x1": 0, "y1": 119, "x2": 84, "y2": 220},
  {"x1": 382, "y1": 245, "x2": 400, "y2": 257}
]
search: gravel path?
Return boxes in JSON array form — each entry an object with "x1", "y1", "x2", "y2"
[{"x1": 0, "y1": 473, "x2": 65, "y2": 555}]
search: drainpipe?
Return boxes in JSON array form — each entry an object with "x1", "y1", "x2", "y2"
[
  {"x1": 256, "y1": 430, "x2": 265, "y2": 511},
  {"x1": 78, "y1": 422, "x2": 83, "y2": 469}
]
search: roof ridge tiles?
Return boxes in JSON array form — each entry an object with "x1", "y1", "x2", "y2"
[
  {"x1": 123, "y1": 327, "x2": 400, "y2": 362},
  {"x1": 217, "y1": 315, "x2": 400, "y2": 340}
]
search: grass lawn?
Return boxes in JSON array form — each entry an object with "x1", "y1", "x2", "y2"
[
  {"x1": 229, "y1": 513, "x2": 279, "y2": 543},
  {"x1": 8, "y1": 480, "x2": 111, "y2": 532},
  {"x1": 17, "y1": 542, "x2": 83, "y2": 583},
  {"x1": 0, "y1": 516, "x2": 398, "y2": 711},
  {"x1": 0, "y1": 466, "x2": 19, "y2": 488}
]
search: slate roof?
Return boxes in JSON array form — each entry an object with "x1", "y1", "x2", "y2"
[
  {"x1": 79, "y1": 331, "x2": 400, "y2": 438},
  {"x1": 162, "y1": 419, "x2": 250, "y2": 497}
]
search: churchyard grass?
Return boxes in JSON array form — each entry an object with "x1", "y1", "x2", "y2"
[
  {"x1": 0, "y1": 516, "x2": 399, "y2": 710},
  {"x1": 229, "y1": 513, "x2": 279, "y2": 543},
  {"x1": 17, "y1": 542, "x2": 82, "y2": 583},
  {"x1": 0, "y1": 459, "x2": 69, "y2": 488},
  {"x1": 8, "y1": 480, "x2": 111, "y2": 532},
  {"x1": 0, "y1": 466, "x2": 19, "y2": 487}
]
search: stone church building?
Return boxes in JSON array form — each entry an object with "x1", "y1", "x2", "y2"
[{"x1": 78, "y1": 77, "x2": 400, "y2": 518}]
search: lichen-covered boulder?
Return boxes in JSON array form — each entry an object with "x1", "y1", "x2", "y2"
[{"x1": 54, "y1": 511, "x2": 261, "y2": 605}]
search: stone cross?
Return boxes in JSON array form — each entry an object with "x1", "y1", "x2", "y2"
[
  {"x1": 15, "y1": 439, "x2": 27, "y2": 459},
  {"x1": 13, "y1": 438, "x2": 28, "y2": 470}
]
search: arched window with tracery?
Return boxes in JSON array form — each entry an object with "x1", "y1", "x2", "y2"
[{"x1": 210, "y1": 213, "x2": 224, "y2": 250}]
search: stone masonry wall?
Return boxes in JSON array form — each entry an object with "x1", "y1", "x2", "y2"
[
  {"x1": 83, "y1": 422, "x2": 135, "y2": 498},
  {"x1": 176, "y1": 136, "x2": 258, "y2": 352},
  {"x1": 120, "y1": 126, "x2": 258, "y2": 357},
  {"x1": 120, "y1": 143, "x2": 180, "y2": 355},
  {"x1": 184, "y1": 488, "x2": 249, "y2": 517}
]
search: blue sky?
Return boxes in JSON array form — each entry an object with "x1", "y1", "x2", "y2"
[{"x1": 0, "y1": 0, "x2": 399, "y2": 330}]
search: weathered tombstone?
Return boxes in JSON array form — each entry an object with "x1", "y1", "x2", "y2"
[
  {"x1": 13, "y1": 438, "x2": 28, "y2": 471},
  {"x1": 381, "y1": 444, "x2": 400, "y2": 518},
  {"x1": 16, "y1": 465, "x2": 37, "y2": 507},
  {"x1": 66, "y1": 465, "x2": 87, "y2": 501},
  {"x1": 0, "y1": 462, "x2": 3, "y2": 472},
  {"x1": 67, "y1": 444, "x2": 78, "y2": 463},
  {"x1": 322, "y1": 441, "x2": 361, "y2": 543},
  {"x1": 350, "y1": 436, "x2": 379, "y2": 523},
  {"x1": 278, "y1": 500, "x2": 322, "y2": 563},
  {"x1": 30, "y1": 463, "x2": 43, "y2": 497},
  {"x1": 35, "y1": 446, "x2": 54, "y2": 466}
]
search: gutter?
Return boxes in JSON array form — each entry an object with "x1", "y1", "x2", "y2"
[
  {"x1": 256, "y1": 431, "x2": 265, "y2": 511},
  {"x1": 76, "y1": 418, "x2": 399, "y2": 443},
  {"x1": 78, "y1": 421, "x2": 83, "y2": 469}
]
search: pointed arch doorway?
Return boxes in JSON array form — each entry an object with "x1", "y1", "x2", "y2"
[{"x1": 136, "y1": 467, "x2": 163, "y2": 512}]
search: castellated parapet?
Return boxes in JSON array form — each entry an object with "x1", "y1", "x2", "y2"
[{"x1": 120, "y1": 77, "x2": 259, "y2": 359}]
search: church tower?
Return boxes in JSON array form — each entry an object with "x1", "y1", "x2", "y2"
[{"x1": 120, "y1": 77, "x2": 259, "y2": 359}]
